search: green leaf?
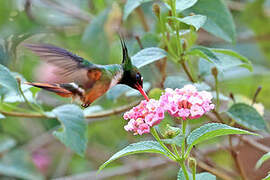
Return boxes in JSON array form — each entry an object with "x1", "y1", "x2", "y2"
[
  {"x1": 52, "y1": 104, "x2": 88, "y2": 156},
  {"x1": 131, "y1": 47, "x2": 167, "y2": 68},
  {"x1": 184, "y1": 0, "x2": 236, "y2": 42},
  {"x1": 0, "y1": 135, "x2": 16, "y2": 153},
  {"x1": 106, "y1": 85, "x2": 130, "y2": 100},
  {"x1": 178, "y1": 168, "x2": 216, "y2": 180},
  {"x1": 187, "y1": 46, "x2": 220, "y2": 64},
  {"x1": 165, "y1": 0, "x2": 198, "y2": 12},
  {"x1": 0, "y1": 64, "x2": 19, "y2": 94},
  {"x1": 0, "y1": 113, "x2": 5, "y2": 119},
  {"x1": 171, "y1": 15, "x2": 207, "y2": 31},
  {"x1": 256, "y1": 152, "x2": 270, "y2": 169},
  {"x1": 123, "y1": 0, "x2": 153, "y2": 20},
  {"x1": 99, "y1": 141, "x2": 170, "y2": 171},
  {"x1": 186, "y1": 123, "x2": 258, "y2": 156},
  {"x1": 227, "y1": 103, "x2": 267, "y2": 131},
  {"x1": 0, "y1": 150, "x2": 43, "y2": 180},
  {"x1": 187, "y1": 46, "x2": 253, "y2": 72},
  {"x1": 211, "y1": 49, "x2": 253, "y2": 71},
  {"x1": 162, "y1": 134, "x2": 184, "y2": 147}
]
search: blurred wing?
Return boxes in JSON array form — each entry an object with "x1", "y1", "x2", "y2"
[{"x1": 24, "y1": 44, "x2": 101, "y2": 88}]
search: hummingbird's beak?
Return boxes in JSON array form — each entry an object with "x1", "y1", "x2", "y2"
[{"x1": 135, "y1": 83, "x2": 149, "y2": 101}]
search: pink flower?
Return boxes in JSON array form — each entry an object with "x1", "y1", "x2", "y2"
[
  {"x1": 190, "y1": 104, "x2": 204, "y2": 118},
  {"x1": 123, "y1": 84, "x2": 215, "y2": 134},
  {"x1": 123, "y1": 99, "x2": 164, "y2": 135},
  {"x1": 159, "y1": 85, "x2": 214, "y2": 120},
  {"x1": 137, "y1": 123, "x2": 150, "y2": 135}
]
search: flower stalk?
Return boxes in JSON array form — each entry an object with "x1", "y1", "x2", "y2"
[{"x1": 151, "y1": 128, "x2": 177, "y2": 160}]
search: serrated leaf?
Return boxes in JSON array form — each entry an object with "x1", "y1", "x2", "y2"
[
  {"x1": 131, "y1": 47, "x2": 167, "y2": 68},
  {"x1": 171, "y1": 15, "x2": 207, "y2": 31},
  {"x1": 177, "y1": 168, "x2": 216, "y2": 180},
  {"x1": 256, "y1": 152, "x2": 270, "y2": 169},
  {"x1": 227, "y1": 103, "x2": 267, "y2": 131},
  {"x1": 99, "y1": 141, "x2": 170, "y2": 171},
  {"x1": 106, "y1": 85, "x2": 130, "y2": 100},
  {"x1": 211, "y1": 49, "x2": 253, "y2": 71},
  {"x1": 52, "y1": 104, "x2": 88, "y2": 156},
  {"x1": 184, "y1": 0, "x2": 236, "y2": 42},
  {"x1": 123, "y1": 0, "x2": 153, "y2": 20},
  {"x1": 187, "y1": 46, "x2": 252, "y2": 72},
  {"x1": 83, "y1": 105, "x2": 103, "y2": 116},
  {"x1": 162, "y1": 134, "x2": 184, "y2": 147},
  {"x1": 0, "y1": 64, "x2": 19, "y2": 94},
  {"x1": 187, "y1": 46, "x2": 220, "y2": 64},
  {"x1": 165, "y1": 0, "x2": 198, "y2": 12},
  {"x1": 0, "y1": 135, "x2": 16, "y2": 153},
  {"x1": 186, "y1": 123, "x2": 258, "y2": 156},
  {"x1": 0, "y1": 150, "x2": 43, "y2": 180}
]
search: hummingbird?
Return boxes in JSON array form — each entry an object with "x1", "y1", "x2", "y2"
[{"x1": 24, "y1": 37, "x2": 149, "y2": 108}]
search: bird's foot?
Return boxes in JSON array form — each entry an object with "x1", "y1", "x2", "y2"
[{"x1": 81, "y1": 103, "x2": 90, "y2": 108}]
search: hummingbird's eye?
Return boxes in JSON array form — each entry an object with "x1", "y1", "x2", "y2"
[{"x1": 136, "y1": 73, "x2": 141, "y2": 81}]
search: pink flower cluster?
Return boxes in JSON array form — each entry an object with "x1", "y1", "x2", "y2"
[
  {"x1": 160, "y1": 85, "x2": 215, "y2": 120},
  {"x1": 123, "y1": 85, "x2": 215, "y2": 135},
  {"x1": 124, "y1": 99, "x2": 165, "y2": 135}
]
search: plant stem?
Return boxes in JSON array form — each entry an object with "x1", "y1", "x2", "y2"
[
  {"x1": 181, "y1": 120, "x2": 187, "y2": 157},
  {"x1": 214, "y1": 75, "x2": 220, "y2": 112},
  {"x1": 170, "y1": 0, "x2": 182, "y2": 56},
  {"x1": 18, "y1": 82, "x2": 44, "y2": 114},
  {"x1": 180, "y1": 61, "x2": 195, "y2": 83},
  {"x1": 159, "y1": 11, "x2": 178, "y2": 59},
  {"x1": 180, "y1": 159, "x2": 190, "y2": 180},
  {"x1": 192, "y1": 167, "x2": 196, "y2": 180},
  {"x1": 172, "y1": 144, "x2": 181, "y2": 159},
  {"x1": 150, "y1": 128, "x2": 177, "y2": 160},
  {"x1": 180, "y1": 120, "x2": 189, "y2": 180},
  {"x1": 191, "y1": 161, "x2": 196, "y2": 180}
]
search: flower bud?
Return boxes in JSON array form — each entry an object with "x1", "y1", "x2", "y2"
[
  {"x1": 211, "y1": 67, "x2": 218, "y2": 78},
  {"x1": 152, "y1": 3, "x2": 160, "y2": 18},
  {"x1": 164, "y1": 124, "x2": 180, "y2": 138},
  {"x1": 168, "y1": 10, "x2": 173, "y2": 26},
  {"x1": 16, "y1": 77, "x2": 21, "y2": 85},
  {"x1": 188, "y1": 157, "x2": 197, "y2": 172},
  {"x1": 182, "y1": 39, "x2": 188, "y2": 51}
]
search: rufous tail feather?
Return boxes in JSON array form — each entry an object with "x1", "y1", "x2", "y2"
[{"x1": 24, "y1": 82, "x2": 84, "y2": 99}]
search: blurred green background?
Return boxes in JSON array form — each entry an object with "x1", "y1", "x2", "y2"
[{"x1": 0, "y1": 0, "x2": 270, "y2": 179}]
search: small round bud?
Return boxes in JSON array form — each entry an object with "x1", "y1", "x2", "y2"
[
  {"x1": 188, "y1": 157, "x2": 197, "y2": 171},
  {"x1": 16, "y1": 77, "x2": 21, "y2": 85},
  {"x1": 211, "y1": 67, "x2": 218, "y2": 78},
  {"x1": 189, "y1": 12, "x2": 195, "y2": 16},
  {"x1": 164, "y1": 124, "x2": 180, "y2": 138},
  {"x1": 152, "y1": 3, "x2": 160, "y2": 18},
  {"x1": 182, "y1": 39, "x2": 188, "y2": 51}
]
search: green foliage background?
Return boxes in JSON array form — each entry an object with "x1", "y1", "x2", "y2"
[{"x1": 0, "y1": 0, "x2": 270, "y2": 179}]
